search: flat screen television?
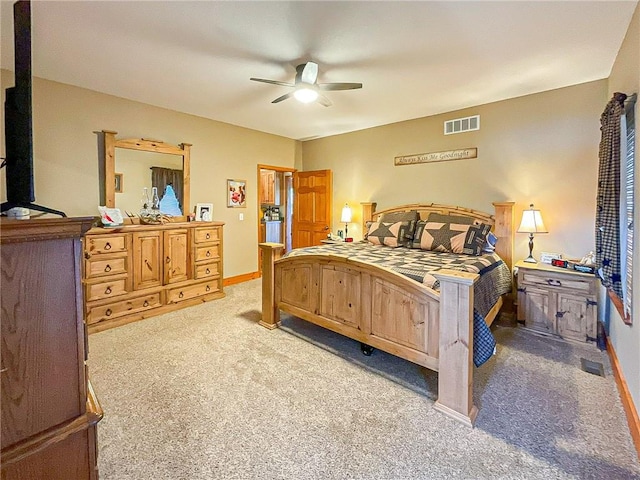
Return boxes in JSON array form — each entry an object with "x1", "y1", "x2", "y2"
[{"x1": 1, "y1": 0, "x2": 65, "y2": 217}]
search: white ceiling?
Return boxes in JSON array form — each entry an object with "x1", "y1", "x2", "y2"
[{"x1": 1, "y1": 1, "x2": 637, "y2": 141}]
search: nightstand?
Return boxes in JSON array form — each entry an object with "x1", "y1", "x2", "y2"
[{"x1": 515, "y1": 260, "x2": 597, "y2": 343}]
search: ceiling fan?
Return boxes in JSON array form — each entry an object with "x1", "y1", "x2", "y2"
[{"x1": 250, "y1": 61, "x2": 362, "y2": 107}]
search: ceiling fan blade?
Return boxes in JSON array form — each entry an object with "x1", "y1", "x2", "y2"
[
  {"x1": 318, "y1": 82, "x2": 363, "y2": 91},
  {"x1": 297, "y1": 62, "x2": 318, "y2": 85},
  {"x1": 250, "y1": 78, "x2": 295, "y2": 88},
  {"x1": 272, "y1": 92, "x2": 294, "y2": 104},
  {"x1": 316, "y1": 94, "x2": 333, "y2": 107}
]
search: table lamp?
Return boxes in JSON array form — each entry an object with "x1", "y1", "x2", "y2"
[
  {"x1": 341, "y1": 203, "x2": 353, "y2": 241},
  {"x1": 517, "y1": 203, "x2": 548, "y2": 263}
]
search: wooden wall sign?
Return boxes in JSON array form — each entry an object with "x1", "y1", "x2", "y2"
[{"x1": 394, "y1": 148, "x2": 477, "y2": 166}]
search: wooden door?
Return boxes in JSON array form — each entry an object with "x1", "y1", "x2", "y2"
[
  {"x1": 557, "y1": 293, "x2": 595, "y2": 341},
  {"x1": 164, "y1": 229, "x2": 190, "y2": 284},
  {"x1": 520, "y1": 287, "x2": 552, "y2": 333},
  {"x1": 293, "y1": 170, "x2": 332, "y2": 248},
  {"x1": 132, "y1": 231, "x2": 162, "y2": 290}
]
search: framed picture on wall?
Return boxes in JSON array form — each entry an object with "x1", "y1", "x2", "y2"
[
  {"x1": 195, "y1": 203, "x2": 213, "y2": 221},
  {"x1": 227, "y1": 179, "x2": 247, "y2": 208}
]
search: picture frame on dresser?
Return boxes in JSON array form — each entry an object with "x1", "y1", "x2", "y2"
[{"x1": 195, "y1": 203, "x2": 213, "y2": 221}]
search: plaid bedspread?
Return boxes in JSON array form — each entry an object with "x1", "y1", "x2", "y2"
[{"x1": 284, "y1": 242, "x2": 512, "y2": 366}]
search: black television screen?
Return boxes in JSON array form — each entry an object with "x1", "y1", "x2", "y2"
[
  {"x1": 2, "y1": 1, "x2": 65, "y2": 217},
  {"x1": 4, "y1": 0, "x2": 34, "y2": 205}
]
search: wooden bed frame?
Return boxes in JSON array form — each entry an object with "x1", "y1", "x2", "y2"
[{"x1": 259, "y1": 202, "x2": 514, "y2": 426}]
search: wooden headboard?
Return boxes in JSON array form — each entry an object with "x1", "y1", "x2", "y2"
[{"x1": 361, "y1": 202, "x2": 515, "y2": 272}]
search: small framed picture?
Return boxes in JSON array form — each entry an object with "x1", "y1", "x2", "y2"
[
  {"x1": 227, "y1": 179, "x2": 247, "y2": 208},
  {"x1": 114, "y1": 173, "x2": 123, "y2": 193},
  {"x1": 195, "y1": 203, "x2": 213, "y2": 222}
]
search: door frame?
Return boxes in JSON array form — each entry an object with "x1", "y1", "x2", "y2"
[{"x1": 257, "y1": 164, "x2": 296, "y2": 275}]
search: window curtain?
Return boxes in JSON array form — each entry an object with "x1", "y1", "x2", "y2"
[
  {"x1": 595, "y1": 92, "x2": 627, "y2": 298},
  {"x1": 151, "y1": 167, "x2": 183, "y2": 212}
]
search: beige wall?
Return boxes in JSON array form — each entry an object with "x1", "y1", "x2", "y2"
[
  {"x1": 0, "y1": 72, "x2": 297, "y2": 277},
  {"x1": 302, "y1": 80, "x2": 607, "y2": 263},
  {"x1": 607, "y1": 2, "x2": 640, "y2": 418}
]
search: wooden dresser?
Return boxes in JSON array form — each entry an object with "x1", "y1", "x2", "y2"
[
  {"x1": 1, "y1": 217, "x2": 102, "y2": 479},
  {"x1": 83, "y1": 221, "x2": 224, "y2": 333},
  {"x1": 516, "y1": 260, "x2": 598, "y2": 343}
]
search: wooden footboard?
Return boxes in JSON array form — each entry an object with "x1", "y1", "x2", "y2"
[
  {"x1": 259, "y1": 243, "x2": 478, "y2": 426},
  {"x1": 258, "y1": 201, "x2": 513, "y2": 427}
]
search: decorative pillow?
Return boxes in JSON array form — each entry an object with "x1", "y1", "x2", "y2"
[
  {"x1": 426, "y1": 212, "x2": 475, "y2": 225},
  {"x1": 379, "y1": 210, "x2": 419, "y2": 241},
  {"x1": 483, "y1": 231, "x2": 498, "y2": 253},
  {"x1": 412, "y1": 221, "x2": 491, "y2": 255},
  {"x1": 366, "y1": 221, "x2": 414, "y2": 248}
]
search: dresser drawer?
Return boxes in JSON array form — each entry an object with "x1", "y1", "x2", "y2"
[
  {"x1": 194, "y1": 227, "x2": 220, "y2": 244},
  {"x1": 166, "y1": 279, "x2": 220, "y2": 303},
  {"x1": 86, "y1": 234, "x2": 127, "y2": 254},
  {"x1": 520, "y1": 271, "x2": 593, "y2": 294},
  {"x1": 85, "y1": 276, "x2": 128, "y2": 302},
  {"x1": 85, "y1": 255, "x2": 127, "y2": 279},
  {"x1": 87, "y1": 293, "x2": 161, "y2": 325},
  {"x1": 194, "y1": 244, "x2": 220, "y2": 263},
  {"x1": 195, "y1": 262, "x2": 219, "y2": 279}
]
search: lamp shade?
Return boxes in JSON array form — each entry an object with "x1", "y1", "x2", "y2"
[
  {"x1": 517, "y1": 204, "x2": 548, "y2": 233},
  {"x1": 340, "y1": 204, "x2": 352, "y2": 223}
]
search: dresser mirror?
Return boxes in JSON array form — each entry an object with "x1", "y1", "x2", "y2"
[{"x1": 97, "y1": 130, "x2": 191, "y2": 220}]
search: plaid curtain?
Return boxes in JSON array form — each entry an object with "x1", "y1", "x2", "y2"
[{"x1": 596, "y1": 92, "x2": 627, "y2": 297}]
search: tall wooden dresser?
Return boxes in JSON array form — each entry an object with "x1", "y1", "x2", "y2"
[{"x1": 1, "y1": 217, "x2": 102, "y2": 479}]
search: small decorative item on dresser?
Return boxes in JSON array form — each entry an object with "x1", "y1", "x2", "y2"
[{"x1": 196, "y1": 203, "x2": 213, "y2": 221}]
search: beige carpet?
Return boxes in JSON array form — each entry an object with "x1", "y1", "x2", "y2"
[{"x1": 89, "y1": 279, "x2": 640, "y2": 479}]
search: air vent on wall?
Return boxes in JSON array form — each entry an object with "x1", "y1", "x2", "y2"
[{"x1": 444, "y1": 115, "x2": 480, "y2": 135}]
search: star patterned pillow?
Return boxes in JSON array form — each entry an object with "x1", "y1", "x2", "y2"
[
  {"x1": 412, "y1": 221, "x2": 492, "y2": 255},
  {"x1": 365, "y1": 221, "x2": 414, "y2": 248}
]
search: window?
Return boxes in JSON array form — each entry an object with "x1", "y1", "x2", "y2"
[{"x1": 620, "y1": 97, "x2": 636, "y2": 319}]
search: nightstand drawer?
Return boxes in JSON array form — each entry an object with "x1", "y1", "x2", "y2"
[{"x1": 521, "y1": 271, "x2": 593, "y2": 293}]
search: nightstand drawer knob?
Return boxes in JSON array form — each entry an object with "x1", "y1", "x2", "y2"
[{"x1": 546, "y1": 279, "x2": 562, "y2": 287}]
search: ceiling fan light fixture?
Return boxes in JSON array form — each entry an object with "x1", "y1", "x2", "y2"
[{"x1": 293, "y1": 87, "x2": 318, "y2": 104}]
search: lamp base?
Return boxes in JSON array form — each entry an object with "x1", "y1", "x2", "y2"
[{"x1": 523, "y1": 255, "x2": 537, "y2": 263}]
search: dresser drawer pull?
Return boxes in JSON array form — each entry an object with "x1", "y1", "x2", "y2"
[
  {"x1": 104, "y1": 264, "x2": 112, "y2": 272},
  {"x1": 166, "y1": 256, "x2": 171, "y2": 264},
  {"x1": 206, "y1": 285, "x2": 211, "y2": 292},
  {"x1": 105, "y1": 308, "x2": 112, "y2": 317},
  {"x1": 105, "y1": 286, "x2": 112, "y2": 295},
  {"x1": 104, "y1": 242, "x2": 111, "y2": 250},
  {"x1": 205, "y1": 268, "x2": 211, "y2": 275},
  {"x1": 206, "y1": 251, "x2": 211, "y2": 257},
  {"x1": 85, "y1": 252, "x2": 91, "y2": 260},
  {"x1": 546, "y1": 279, "x2": 562, "y2": 287},
  {"x1": 143, "y1": 300, "x2": 149, "y2": 307},
  {"x1": 179, "y1": 292, "x2": 184, "y2": 298},
  {"x1": 206, "y1": 233, "x2": 210, "y2": 239}
]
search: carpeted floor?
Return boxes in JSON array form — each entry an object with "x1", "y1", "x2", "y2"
[{"x1": 89, "y1": 279, "x2": 640, "y2": 479}]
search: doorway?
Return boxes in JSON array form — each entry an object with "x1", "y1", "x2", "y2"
[{"x1": 257, "y1": 164, "x2": 295, "y2": 274}]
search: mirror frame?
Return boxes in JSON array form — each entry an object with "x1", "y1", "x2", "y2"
[{"x1": 97, "y1": 130, "x2": 191, "y2": 218}]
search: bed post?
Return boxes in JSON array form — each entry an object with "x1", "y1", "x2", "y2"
[
  {"x1": 492, "y1": 202, "x2": 514, "y2": 272},
  {"x1": 360, "y1": 202, "x2": 377, "y2": 233},
  {"x1": 433, "y1": 269, "x2": 479, "y2": 427},
  {"x1": 259, "y1": 242, "x2": 284, "y2": 330}
]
